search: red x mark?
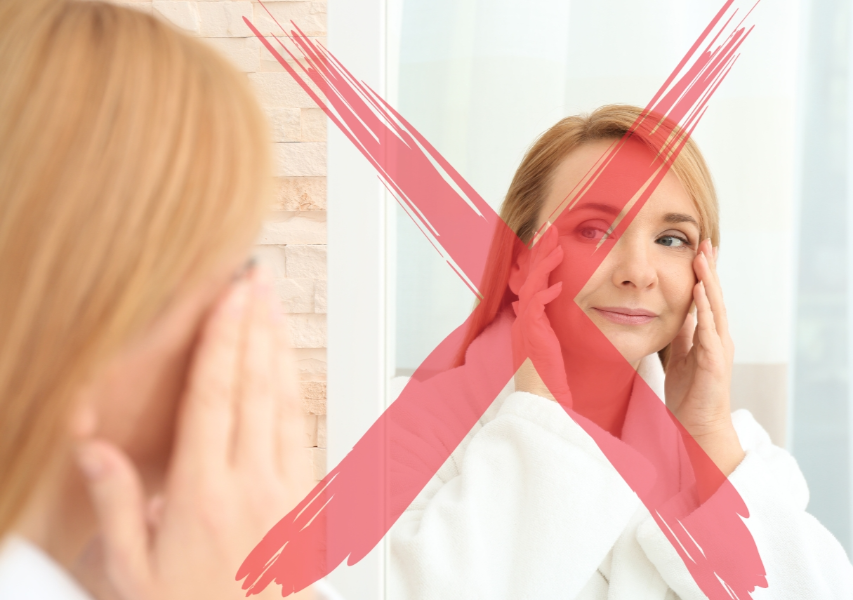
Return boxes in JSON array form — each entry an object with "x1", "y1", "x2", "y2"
[{"x1": 238, "y1": 2, "x2": 766, "y2": 598}]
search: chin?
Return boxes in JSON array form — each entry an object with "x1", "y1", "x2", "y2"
[{"x1": 595, "y1": 329, "x2": 660, "y2": 366}]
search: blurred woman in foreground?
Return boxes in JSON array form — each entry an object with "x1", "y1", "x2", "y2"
[{"x1": 0, "y1": 1, "x2": 318, "y2": 598}]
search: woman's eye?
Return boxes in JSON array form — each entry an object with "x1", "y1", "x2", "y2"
[
  {"x1": 656, "y1": 234, "x2": 689, "y2": 248},
  {"x1": 575, "y1": 220, "x2": 611, "y2": 242},
  {"x1": 579, "y1": 227, "x2": 604, "y2": 240}
]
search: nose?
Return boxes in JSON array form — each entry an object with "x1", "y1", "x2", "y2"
[{"x1": 608, "y1": 236, "x2": 657, "y2": 290}]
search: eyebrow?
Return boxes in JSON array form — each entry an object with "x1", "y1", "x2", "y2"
[
  {"x1": 574, "y1": 203, "x2": 700, "y2": 229},
  {"x1": 574, "y1": 202, "x2": 621, "y2": 215},
  {"x1": 663, "y1": 213, "x2": 700, "y2": 228}
]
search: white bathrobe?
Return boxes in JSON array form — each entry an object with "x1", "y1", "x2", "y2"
[
  {"x1": 0, "y1": 535, "x2": 347, "y2": 600},
  {"x1": 389, "y1": 353, "x2": 853, "y2": 599}
]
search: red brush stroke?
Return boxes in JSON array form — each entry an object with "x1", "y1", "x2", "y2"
[{"x1": 238, "y1": 1, "x2": 767, "y2": 598}]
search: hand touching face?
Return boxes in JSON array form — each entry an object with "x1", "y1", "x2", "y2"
[
  {"x1": 538, "y1": 139, "x2": 701, "y2": 368},
  {"x1": 75, "y1": 265, "x2": 313, "y2": 600}
]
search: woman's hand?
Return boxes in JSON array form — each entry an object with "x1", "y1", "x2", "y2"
[
  {"x1": 665, "y1": 239, "x2": 744, "y2": 477},
  {"x1": 75, "y1": 267, "x2": 313, "y2": 600},
  {"x1": 509, "y1": 224, "x2": 572, "y2": 406}
]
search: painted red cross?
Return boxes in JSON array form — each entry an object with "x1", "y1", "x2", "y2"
[{"x1": 238, "y1": 2, "x2": 766, "y2": 598}]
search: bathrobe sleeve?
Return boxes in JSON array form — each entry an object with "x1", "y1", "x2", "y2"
[
  {"x1": 636, "y1": 409, "x2": 853, "y2": 600},
  {"x1": 388, "y1": 387, "x2": 641, "y2": 600}
]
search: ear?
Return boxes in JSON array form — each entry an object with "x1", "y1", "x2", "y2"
[{"x1": 508, "y1": 249, "x2": 532, "y2": 295}]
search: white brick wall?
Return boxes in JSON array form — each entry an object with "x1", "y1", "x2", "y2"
[
  {"x1": 249, "y1": 72, "x2": 320, "y2": 108},
  {"x1": 252, "y1": 1, "x2": 326, "y2": 36},
  {"x1": 272, "y1": 142, "x2": 327, "y2": 177},
  {"x1": 127, "y1": 0, "x2": 329, "y2": 481},
  {"x1": 198, "y1": 1, "x2": 253, "y2": 37},
  {"x1": 259, "y1": 212, "x2": 326, "y2": 244},
  {"x1": 152, "y1": 2, "x2": 199, "y2": 32}
]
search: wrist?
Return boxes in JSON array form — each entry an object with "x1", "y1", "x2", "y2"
[
  {"x1": 688, "y1": 421, "x2": 744, "y2": 477},
  {"x1": 681, "y1": 411, "x2": 734, "y2": 439}
]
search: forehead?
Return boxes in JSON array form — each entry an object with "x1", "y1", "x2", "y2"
[{"x1": 541, "y1": 138, "x2": 697, "y2": 226}]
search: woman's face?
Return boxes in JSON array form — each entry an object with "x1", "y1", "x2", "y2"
[
  {"x1": 539, "y1": 139, "x2": 702, "y2": 368},
  {"x1": 71, "y1": 254, "x2": 247, "y2": 488}
]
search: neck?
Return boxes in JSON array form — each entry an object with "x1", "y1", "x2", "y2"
[
  {"x1": 13, "y1": 452, "x2": 129, "y2": 600},
  {"x1": 563, "y1": 348, "x2": 641, "y2": 438},
  {"x1": 14, "y1": 453, "x2": 99, "y2": 572}
]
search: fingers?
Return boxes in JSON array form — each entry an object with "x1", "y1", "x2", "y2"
[
  {"x1": 528, "y1": 222, "x2": 559, "y2": 274},
  {"x1": 234, "y1": 267, "x2": 279, "y2": 469},
  {"x1": 77, "y1": 441, "x2": 150, "y2": 594},
  {"x1": 669, "y1": 308, "x2": 695, "y2": 363},
  {"x1": 693, "y1": 239, "x2": 730, "y2": 340},
  {"x1": 535, "y1": 243, "x2": 564, "y2": 278},
  {"x1": 516, "y1": 282, "x2": 563, "y2": 325},
  {"x1": 518, "y1": 245, "x2": 563, "y2": 306},
  {"x1": 534, "y1": 280, "x2": 563, "y2": 307},
  {"x1": 222, "y1": 265, "x2": 305, "y2": 482},
  {"x1": 693, "y1": 281, "x2": 722, "y2": 355},
  {"x1": 512, "y1": 224, "x2": 573, "y2": 405},
  {"x1": 515, "y1": 282, "x2": 565, "y2": 373},
  {"x1": 509, "y1": 223, "x2": 561, "y2": 296},
  {"x1": 176, "y1": 276, "x2": 250, "y2": 474}
]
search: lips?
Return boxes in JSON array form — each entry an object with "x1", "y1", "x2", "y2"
[{"x1": 592, "y1": 306, "x2": 657, "y2": 325}]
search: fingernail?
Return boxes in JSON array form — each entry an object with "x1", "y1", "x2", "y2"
[
  {"x1": 76, "y1": 445, "x2": 106, "y2": 480},
  {"x1": 232, "y1": 256, "x2": 257, "y2": 281}
]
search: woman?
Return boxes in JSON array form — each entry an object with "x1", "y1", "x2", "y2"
[
  {"x1": 389, "y1": 105, "x2": 853, "y2": 598},
  {"x1": 0, "y1": 1, "x2": 324, "y2": 598}
]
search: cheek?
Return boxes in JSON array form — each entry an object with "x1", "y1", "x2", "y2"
[
  {"x1": 543, "y1": 238, "x2": 607, "y2": 332},
  {"x1": 97, "y1": 335, "x2": 192, "y2": 469},
  {"x1": 547, "y1": 236, "x2": 606, "y2": 293},
  {"x1": 659, "y1": 260, "x2": 696, "y2": 321},
  {"x1": 128, "y1": 343, "x2": 191, "y2": 458},
  {"x1": 95, "y1": 305, "x2": 205, "y2": 480}
]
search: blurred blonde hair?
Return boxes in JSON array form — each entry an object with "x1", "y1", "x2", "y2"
[
  {"x1": 458, "y1": 105, "x2": 719, "y2": 367},
  {"x1": 0, "y1": 0, "x2": 272, "y2": 536}
]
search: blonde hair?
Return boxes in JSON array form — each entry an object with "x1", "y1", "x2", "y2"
[
  {"x1": 458, "y1": 104, "x2": 719, "y2": 366},
  {"x1": 0, "y1": 0, "x2": 272, "y2": 536}
]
